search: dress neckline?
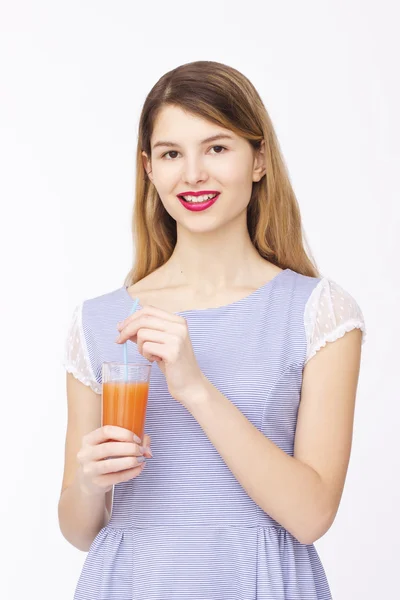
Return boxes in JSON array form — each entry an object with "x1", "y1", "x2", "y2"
[{"x1": 121, "y1": 268, "x2": 292, "y2": 316}]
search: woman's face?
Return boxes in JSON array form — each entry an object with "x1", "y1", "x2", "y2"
[{"x1": 142, "y1": 105, "x2": 265, "y2": 234}]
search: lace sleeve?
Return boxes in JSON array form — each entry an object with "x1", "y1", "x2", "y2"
[
  {"x1": 63, "y1": 303, "x2": 102, "y2": 395},
  {"x1": 304, "y1": 278, "x2": 367, "y2": 365}
]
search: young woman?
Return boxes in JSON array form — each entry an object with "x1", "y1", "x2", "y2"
[{"x1": 59, "y1": 60, "x2": 366, "y2": 600}]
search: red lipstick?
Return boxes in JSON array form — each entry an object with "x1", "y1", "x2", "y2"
[{"x1": 177, "y1": 190, "x2": 220, "y2": 212}]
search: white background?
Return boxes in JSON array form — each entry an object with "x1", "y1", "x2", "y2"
[{"x1": 1, "y1": 1, "x2": 398, "y2": 598}]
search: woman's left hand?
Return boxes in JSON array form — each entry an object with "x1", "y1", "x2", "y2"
[{"x1": 116, "y1": 306, "x2": 206, "y2": 405}]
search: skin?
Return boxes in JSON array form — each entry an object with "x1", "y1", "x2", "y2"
[
  {"x1": 139, "y1": 104, "x2": 275, "y2": 309},
  {"x1": 116, "y1": 105, "x2": 363, "y2": 545}
]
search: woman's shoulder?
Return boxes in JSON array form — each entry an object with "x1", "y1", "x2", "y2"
[
  {"x1": 288, "y1": 270, "x2": 366, "y2": 333},
  {"x1": 302, "y1": 274, "x2": 364, "y2": 314},
  {"x1": 65, "y1": 286, "x2": 132, "y2": 346},
  {"x1": 287, "y1": 268, "x2": 362, "y2": 306},
  {"x1": 73, "y1": 285, "x2": 130, "y2": 314},
  {"x1": 302, "y1": 275, "x2": 367, "y2": 363}
]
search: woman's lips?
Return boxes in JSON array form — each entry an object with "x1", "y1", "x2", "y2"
[{"x1": 178, "y1": 193, "x2": 220, "y2": 212}]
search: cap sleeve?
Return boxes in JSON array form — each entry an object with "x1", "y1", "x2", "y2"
[
  {"x1": 63, "y1": 303, "x2": 102, "y2": 395},
  {"x1": 304, "y1": 278, "x2": 366, "y2": 365}
]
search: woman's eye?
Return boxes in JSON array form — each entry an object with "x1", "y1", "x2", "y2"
[
  {"x1": 162, "y1": 150, "x2": 179, "y2": 160},
  {"x1": 161, "y1": 145, "x2": 227, "y2": 160},
  {"x1": 210, "y1": 145, "x2": 226, "y2": 154}
]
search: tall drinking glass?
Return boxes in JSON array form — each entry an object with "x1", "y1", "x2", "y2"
[{"x1": 101, "y1": 362, "x2": 151, "y2": 442}]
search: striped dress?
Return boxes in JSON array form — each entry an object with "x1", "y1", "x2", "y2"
[{"x1": 63, "y1": 268, "x2": 366, "y2": 600}]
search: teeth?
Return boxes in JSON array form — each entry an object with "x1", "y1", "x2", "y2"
[{"x1": 181, "y1": 193, "x2": 218, "y2": 203}]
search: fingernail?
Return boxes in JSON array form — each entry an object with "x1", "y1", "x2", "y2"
[
  {"x1": 146, "y1": 448, "x2": 153, "y2": 458},
  {"x1": 133, "y1": 434, "x2": 141, "y2": 444},
  {"x1": 137, "y1": 456, "x2": 146, "y2": 463},
  {"x1": 115, "y1": 335, "x2": 121, "y2": 343},
  {"x1": 139, "y1": 446, "x2": 145, "y2": 454}
]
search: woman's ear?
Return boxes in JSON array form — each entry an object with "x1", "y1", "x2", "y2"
[
  {"x1": 142, "y1": 151, "x2": 153, "y2": 182},
  {"x1": 252, "y1": 140, "x2": 266, "y2": 182}
]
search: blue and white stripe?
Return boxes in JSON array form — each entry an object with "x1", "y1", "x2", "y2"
[{"x1": 72, "y1": 269, "x2": 337, "y2": 599}]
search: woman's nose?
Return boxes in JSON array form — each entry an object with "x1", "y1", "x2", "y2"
[{"x1": 182, "y1": 157, "x2": 208, "y2": 185}]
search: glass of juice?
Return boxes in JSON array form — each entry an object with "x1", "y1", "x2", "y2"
[{"x1": 101, "y1": 362, "x2": 151, "y2": 442}]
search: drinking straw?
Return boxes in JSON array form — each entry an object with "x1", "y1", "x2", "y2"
[{"x1": 124, "y1": 298, "x2": 139, "y2": 381}]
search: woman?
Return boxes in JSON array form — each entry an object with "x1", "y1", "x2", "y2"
[{"x1": 59, "y1": 60, "x2": 366, "y2": 599}]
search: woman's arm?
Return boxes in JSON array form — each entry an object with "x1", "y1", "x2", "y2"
[
  {"x1": 58, "y1": 471, "x2": 111, "y2": 552},
  {"x1": 183, "y1": 328, "x2": 362, "y2": 545},
  {"x1": 58, "y1": 373, "x2": 112, "y2": 552}
]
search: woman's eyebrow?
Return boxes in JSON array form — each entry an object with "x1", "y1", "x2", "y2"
[{"x1": 152, "y1": 134, "x2": 235, "y2": 150}]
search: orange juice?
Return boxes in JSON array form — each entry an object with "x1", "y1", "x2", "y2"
[{"x1": 102, "y1": 381, "x2": 149, "y2": 441}]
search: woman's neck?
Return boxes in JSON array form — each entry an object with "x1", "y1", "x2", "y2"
[{"x1": 166, "y1": 221, "x2": 267, "y2": 293}]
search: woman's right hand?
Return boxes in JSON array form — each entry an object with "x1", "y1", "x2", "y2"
[{"x1": 76, "y1": 425, "x2": 152, "y2": 496}]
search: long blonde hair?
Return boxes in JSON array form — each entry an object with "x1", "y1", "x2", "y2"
[{"x1": 124, "y1": 61, "x2": 319, "y2": 286}]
